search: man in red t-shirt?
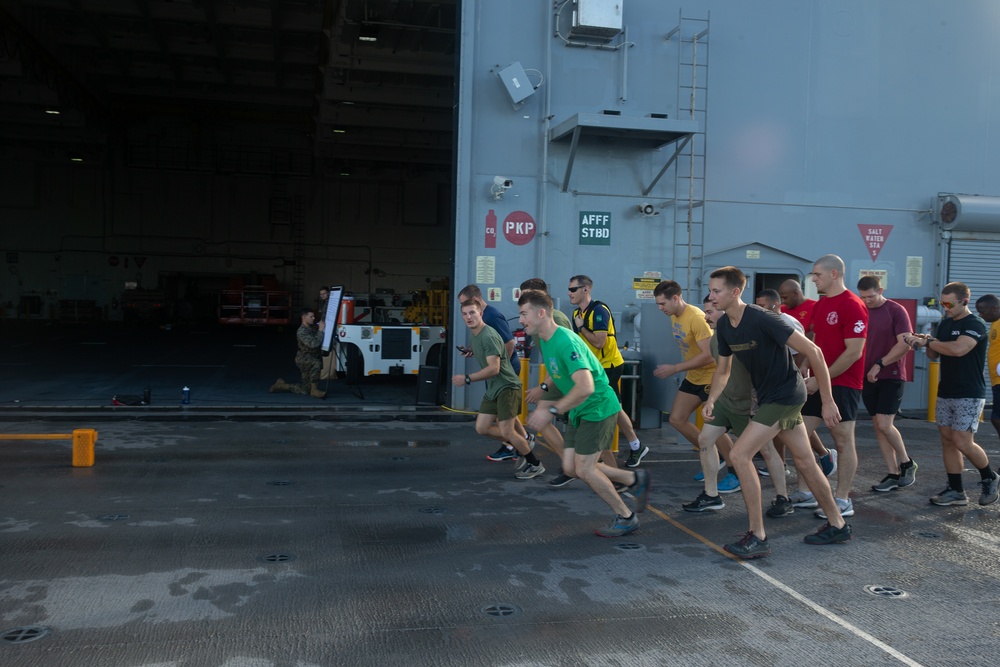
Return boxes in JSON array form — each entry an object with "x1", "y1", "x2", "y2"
[
  {"x1": 797, "y1": 255, "x2": 868, "y2": 520},
  {"x1": 779, "y1": 278, "x2": 838, "y2": 478},
  {"x1": 779, "y1": 279, "x2": 818, "y2": 335}
]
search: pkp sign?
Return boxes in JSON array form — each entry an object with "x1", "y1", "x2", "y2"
[{"x1": 503, "y1": 211, "x2": 536, "y2": 245}]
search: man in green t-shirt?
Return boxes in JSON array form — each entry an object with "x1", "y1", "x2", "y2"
[
  {"x1": 518, "y1": 290, "x2": 650, "y2": 537},
  {"x1": 452, "y1": 300, "x2": 544, "y2": 479}
]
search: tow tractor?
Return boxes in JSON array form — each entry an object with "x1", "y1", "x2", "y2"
[{"x1": 335, "y1": 323, "x2": 446, "y2": 383}]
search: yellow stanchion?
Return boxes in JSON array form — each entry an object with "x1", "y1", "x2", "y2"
[
  {"x1": 0, "y1": 428, "x2": 98, "y2": 467},
  {"x1": 519, "y1": 357, "x2": 530, "y2": 424},
  {"x1": 927, "y1": 359, "x2": 939, "y2": 423}
]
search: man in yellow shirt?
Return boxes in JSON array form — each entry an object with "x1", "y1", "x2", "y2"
[
  {"x1": 653, "y1": 280, "x2": 736, "y2": 490},
  {"x1": 975, "y1": 294, "x2": 1000, "y2": 441}
]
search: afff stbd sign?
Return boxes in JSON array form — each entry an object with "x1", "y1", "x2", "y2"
[{"x1": 580, "y1": 211, "x2": 611, "y2": 246}]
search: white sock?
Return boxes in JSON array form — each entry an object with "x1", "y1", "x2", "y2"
[{"x1": 629, "y1": 439, "x2": 641, "y2": 451}]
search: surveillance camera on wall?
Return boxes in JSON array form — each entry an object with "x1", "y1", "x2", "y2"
[
  {"x1": 490, "y1": 176, "x2": 513, "y2": 200},
  {"x1": 637, "y1": 202, "x2": 657, "y2": 217}
]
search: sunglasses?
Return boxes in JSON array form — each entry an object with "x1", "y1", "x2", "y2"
[
  {"x1": 941, "y1": 301, "x2": 957, "y2": 309},
  {"x1": 568, "y1": 286, "x2": 585, "y2": 293}
]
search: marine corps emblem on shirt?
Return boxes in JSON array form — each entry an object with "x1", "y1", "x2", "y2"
[
  {"x1": 826, "y1": 312, "x2": 839, "y2": 325},
  {"x1": 853, "y1": 320, "x2": 866, "y2": 334}
]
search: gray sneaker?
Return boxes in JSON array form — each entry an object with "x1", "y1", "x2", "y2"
[
  {"x1": 515, "y1": 463, "x2": 546, "y2": 480},
  {"x1": 978, "y1": 473, "x2": 1000, "y2": 506},
  {"x1": 789, "y1": 490, "x2": 818, "y2": 508},
  {"x1": 814, "y1": 497, "x2": 854, "y2": 519},
  {"x1": 929, "y1": 487, "x2": 969, "y2": 506},
  {"x1": 872, "y1": 475, "x2": 900, "y2": 493},
  {"x1": 594, "y1": 513, "x2": 639, "y2": 537},
  {"x1": 898, "y1": 459, "x2": 918, "y2": 487}
]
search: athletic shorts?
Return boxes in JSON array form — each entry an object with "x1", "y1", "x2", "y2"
[
  {"x1": 706, "y1": 400, "x2": 750, "y2": 438},
  {"x1": 862, "y1": 379, "x2": 904, "y2": 417},
  {"x1": 480, "y1": 386, "x2": 521, "y2": 422},
  {"x1": 802, "y1": 385, "x2": 860, "y2": 422},
  {"x1": 679, "y1": 379, "x2": 710, "y2": 402},
  {"x1": 604, "y1": 363, "x2": 624, "y2": 403},
  {"x1": 752, "y1": 402, "x2": 804, "y2": 430},
  {"x1": 564, "y1": 413, "x2": 617, "y2": 456},
  {"x1": 992, "y1": 385, "x2": 1000, "y2": 421},
  {"x1": 936, "y1": 397, "x2": 985, "y2": 433}
]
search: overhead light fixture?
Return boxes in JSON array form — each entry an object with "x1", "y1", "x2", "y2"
[
  {"x1": 333, "y1": 128, "x2": 347, "y2": 134},
  {"x1": 339, "y1": 166, "x2": 352, "y2": 176},
  {"x1": 68, "y1": 152, "x2": 84, "y2": 162},
  {"x1": 358, "y1": 23, "x2": 379, "y2": 42},
  {"x1": 45, "y1": 109, "x2": 61, "y2": 115}
]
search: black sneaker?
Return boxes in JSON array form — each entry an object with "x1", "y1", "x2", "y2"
[
  {"x1": 549, "y1": 472, "x2": 576, "y2": 488},
  {"x1": 629, "y1": 469, "x2": 651, "y2": 512},
  {"x1": 724, "y1": 531, "x2": 770, "y2": 559},
  {"x1": 804, "y1": 522, "x2": 853, "y2": 545},
  {"x1": 625, "y1": 445, "x2": 649, "y2": 468},
  {"x1": 765, "y1": 495, "x2": 794, "y2": 518},
  {"x1": 682, "y1": 491, "x2": 724, "y2": 513}
]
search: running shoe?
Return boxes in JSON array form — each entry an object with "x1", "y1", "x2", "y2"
[
  {"x1": 898, "y1": 459, "x2": 918, "y2": 487},
  {"x1": 630, "y1": 469, "x2": 651, "y2": 513},
  {"x1": 819, "y1": 449, "x2": 838, "y2": 477},
  {"x1": 487, "y1": 445, "x2": 518, "y2": 462},
  {"x1": 594, "y1": 513, "x2": 639, "y2": 537},
  {"x1": 978, "y1": 473, "x2": 1000, "y2": 506},
  {"x1": 514, "y1": 463, "x2": 545, "y2": 480},
  {"x1": 724, "y1": 531, "x2": 770, "y2": 559},
  {"x1": 625, "y1": 445, "x2": 649, "y2": 468},
  {"x1": 872, "y1": 475, "x2": 900, "y2": 493},
  {"x1": 804, "y1": 522, "x2": 853, "y2": 545},
  {"x1": 717, "y1": 473, "x2": 741, "y2": 494},
  {"x1": 929, "y1": 487, "x2": 969, "y2": 506},
  {"x1": 765, "y1": 495, "x2": 794, "y2": 518},
  {"x1": 548, "y1": 472, "x2": 576, "y2": 488},
  {"x1": 682, "y1": 492, "x2": 725, "y2": 513},
  {"x1": 789, "y1": 490, "x2": 818, "y2": 508},
  {"x1": 814, "y1": 497, "x2": 854, "y2": 519}
]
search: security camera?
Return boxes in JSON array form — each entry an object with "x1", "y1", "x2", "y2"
[
  {"x1": 490, "y1": 176, "x2": 513, "y2": 200},
  {"x1": 637, "y1": 202, "x2": 657, "y2": 216}
]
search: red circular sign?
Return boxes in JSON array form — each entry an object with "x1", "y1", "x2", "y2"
[{"x1": 502, "y1": 211, "x2": 536, "y2": 246}]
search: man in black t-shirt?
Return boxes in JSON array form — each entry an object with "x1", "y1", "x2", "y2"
[
  {"x1": 704, "y1": 266, "x2": 852, "y2": 559},
  {"x1": 906, "y1": 282, "x2": 1000, "y2": 506}
]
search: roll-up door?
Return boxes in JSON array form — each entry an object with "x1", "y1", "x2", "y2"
[{"x1": 947, "y1": 238, "x2": 999, "y2": 399}]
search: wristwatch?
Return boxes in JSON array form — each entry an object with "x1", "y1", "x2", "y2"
[
  {"x1": 548, "y1": 406, "x2": 559, "y2": 415},
  {"x1": 540, "y1": 382, "x2": 549, "y2": 391},
  {"x1": 464, "y1": 374, "x2": 471, "y2": 385},
  {"x1": 878, "y1": 359, "x2": 887, "y2": 368}
]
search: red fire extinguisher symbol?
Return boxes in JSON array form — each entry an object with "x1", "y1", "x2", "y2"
[{"x1": 485, "y1": 209, "x2": 497, "y2": 249}]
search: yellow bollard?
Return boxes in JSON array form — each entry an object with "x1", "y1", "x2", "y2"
[
  {"x1": 72, "y1": 428, "x2": 98, "y2": 467},
  {"x1": 519, "y1": 357, "x2": 530, "y2": 424},
  {"x1": 927, "y1": 360, "x2": 939, "y2": 423}
]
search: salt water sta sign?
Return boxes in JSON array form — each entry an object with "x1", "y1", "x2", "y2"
[{"x1": 580, "y1": 211, "x2": 611, "y2": 246}]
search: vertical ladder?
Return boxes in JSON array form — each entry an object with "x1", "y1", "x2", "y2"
[{"x1": 668, "y1": 11, "x2": 710, "y2": 302}]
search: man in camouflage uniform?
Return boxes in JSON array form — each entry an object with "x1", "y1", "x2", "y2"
[{"x1": 270, "y1": 308, "x2": 327, "y2": 398}]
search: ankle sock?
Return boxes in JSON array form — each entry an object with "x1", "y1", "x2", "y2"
[
  {"x1": 525, "y1": 452, "x2": 540, "y2": 466},
  {"x1": 947, "y1": 473, "x2": 964, "y2": 492},
  {"x1": 977, "y1": 465, "x2": 997, "y2": 481},
  {"x1": 629, "y1": 439, "x2": 641, "y2": 451}
]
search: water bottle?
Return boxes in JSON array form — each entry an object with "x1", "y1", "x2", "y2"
[
  {"x1": 182, "y1": 386, "x2": 190, "y2": 404},
  {"x1": 143, "y1": 387, "x2": 151, "y2": 405}
]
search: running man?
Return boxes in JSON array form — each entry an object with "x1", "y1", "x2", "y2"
[
  {"x1": 568, "y1": 275, "x2": 647, "y2": 467},
  {"x1": 519, "y1": 289, "x2": 650, "y2": 537},
  {"x1": 653, "y1": 280, "x2": 738, "y2": 492},
  {"x1": 906, "y1": 283, "x2": 1000, "y2": 506},
  {"x1": 857, "y1": 275, "x2": 918, "y2": 492},
  {"x1": 795, "y1": 255, "x2": 868, "y2": 519},
  {"x1": 452, "y1": 299, "x2": 544, "y2": 480},
  {"x1": 705, "y1": 266, "x2": 851, "y2": 559}
]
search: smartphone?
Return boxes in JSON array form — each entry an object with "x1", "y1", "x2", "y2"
[{"x1": 456, "y1": 345, "x2": 470, "y2": 354}]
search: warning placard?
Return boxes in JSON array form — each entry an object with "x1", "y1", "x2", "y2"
[
  {"x1": 858, "y1": 224, "x2": 893, "y2": 262},
  {"x1": 632, "y1": 277, "x2": 660, "y2": 291}
]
